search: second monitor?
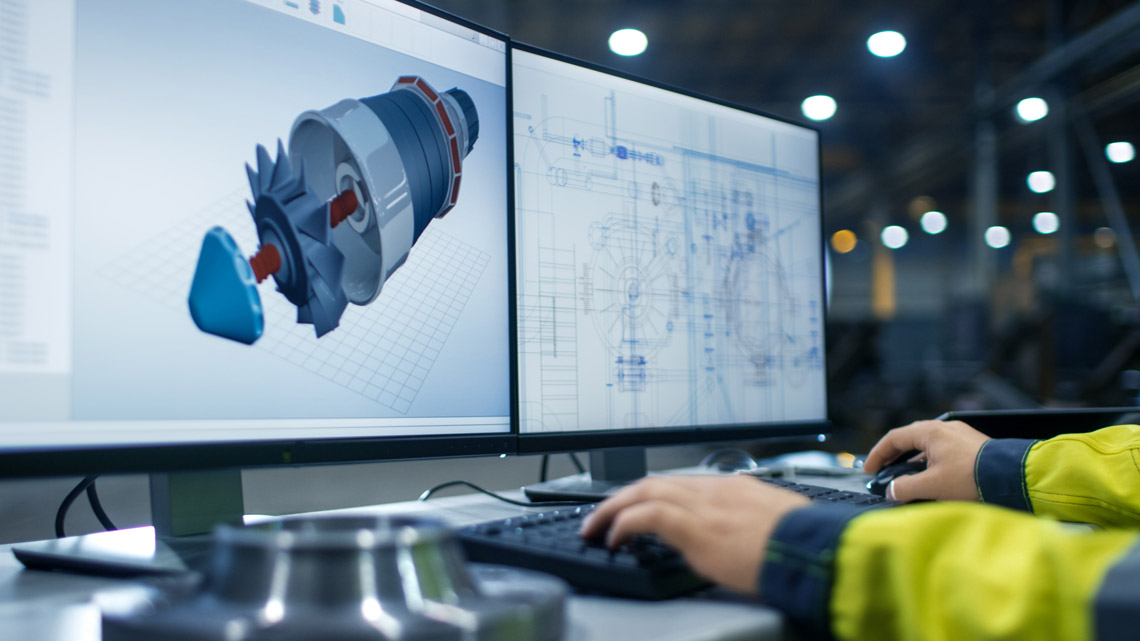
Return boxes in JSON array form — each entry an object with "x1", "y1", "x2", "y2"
[{"x1": 510, "y1": 45, "x2": 829, "y2": 499}]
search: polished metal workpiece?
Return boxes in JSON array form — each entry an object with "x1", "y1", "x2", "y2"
[{"x1": 101, "y1": 515, "x2": 566, "y2": 640}]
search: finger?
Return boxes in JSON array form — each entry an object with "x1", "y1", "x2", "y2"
[
  {"x1": 580, "y1": 477, "x2": 701, "y2": 538},
  {"x1": 605, "y1": 499, "x2": 701, "y2": 550},
  {"x1": 886, "y1": 469, "x2": 942, "y2": 502},
  {"x1": 864, "y1": 422, "x2": 935, "y2": 472}
]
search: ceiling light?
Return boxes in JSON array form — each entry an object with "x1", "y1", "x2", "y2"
[
  {"x1": 801, "y1": 95, "x2": 837, "y2": 121},
  {"x1": 984, "y1": 226, "x2": 1011, "y2": 249},
  {"x1": 608, "y1": 28, "x2": 648, "y2": 56},
  {"x1": 1016, "y1": 97, "x2": 1049, "y2": 123},
  {"x1": 1033, "y1": 212, "x2": 1059, "y2": 234},
  {"x1": 1027, "y1": 170, "x2": 1055, "y2": 193},
  {"x1": 920, "y1": 211, "x2": 947, "y2": 235},
  {"x1": 831, "y1": 229, "x2": 857, "y2": 254},
  {"x1": 881, "y1": 225, "x2": 908, "y2": 249},
  {"x1": 867, "y1": 31, "x2": 906, "y2": 58},
  {"x1": 1106, "y1": 142, "x2": 1136, "y2": 164}
]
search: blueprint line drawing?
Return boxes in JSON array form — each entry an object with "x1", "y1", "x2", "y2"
[
  {"x1": 99, "y1": 185, "x2": 489, "y2": 414},
  {"x1": 514, "y1": 57, "x2": 825, "y2": 433}
]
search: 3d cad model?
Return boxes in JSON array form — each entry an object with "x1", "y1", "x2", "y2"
[{"x1": 188, "y1": 76, "x2": 479, "y2": 344}]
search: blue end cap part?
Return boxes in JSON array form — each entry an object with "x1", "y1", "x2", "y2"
[
  {"x1": 188, "y1": 226, "x2": 264, "y2": 345},
  {"x1": 445, "y1": 88, "x2": 478, "y2": 153}
]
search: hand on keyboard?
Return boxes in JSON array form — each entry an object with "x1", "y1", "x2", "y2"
[
  {"x1": 458, "y1": 503, "x2": 708, "y2": 599},
  {"x1": 580, "y1": 475, "x2": 810, "y2": 595}
]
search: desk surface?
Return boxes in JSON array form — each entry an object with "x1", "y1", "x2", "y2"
[{"x1": 0, "y1": 472, "x2": 870, "y2": 640}]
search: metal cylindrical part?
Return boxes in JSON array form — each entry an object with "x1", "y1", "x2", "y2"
[
  {"x1": 287, "y1": 77, "x2": 478, "y2": 306},
  {"x1": 101, "y1": 515, "x2": 568, "y2": 641}
]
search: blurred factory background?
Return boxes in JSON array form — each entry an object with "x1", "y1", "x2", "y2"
[{"x1": 432, "y1": 0, "x2": 1140, "y2": 450}]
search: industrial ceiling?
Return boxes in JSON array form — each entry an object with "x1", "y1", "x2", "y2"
[{"x1": 428, "y1": 0, "x2": 1140, "y2": 239}]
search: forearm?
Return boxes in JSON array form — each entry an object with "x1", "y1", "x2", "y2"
[
  {"x1": 761, "y1": 503, "x2": 1139, "y2": 641},
  {"x1": 977, "y1": 424, "x2": 1140, "y2": 526}
]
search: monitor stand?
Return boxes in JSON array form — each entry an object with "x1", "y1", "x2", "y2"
[
  {"x1": 523, "y1": 447, "x2": 647, "y2": 502},
  {"x1": 12, "y1": 469, "x2": 245, "y2": 576}
]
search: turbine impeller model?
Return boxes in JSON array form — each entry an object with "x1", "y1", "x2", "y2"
[{"x1": 188, "y1": 76, "x2": 479, "y2": 344}]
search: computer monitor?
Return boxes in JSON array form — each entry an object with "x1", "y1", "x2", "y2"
[
  {"x1": 0, "y1": 0, "x2": 511, "y2": 532},
  {"x1": 509, "y1": 45, "x2": 830, "y2": 500}
]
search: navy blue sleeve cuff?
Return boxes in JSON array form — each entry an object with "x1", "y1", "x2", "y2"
[
  {"x1": 974, "y1": 438, "x2": 1037, "y2": 512},
  {"x1": 759, "y1": 505, "x2": 864, "y2": 641}
]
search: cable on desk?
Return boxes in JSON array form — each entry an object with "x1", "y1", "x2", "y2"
[
  {"x1": 55, "y1": 475, "x2": 118, "y2": 538},
  {"x1": 418, "y1": 480, "x2": 591, "y2": 507}
]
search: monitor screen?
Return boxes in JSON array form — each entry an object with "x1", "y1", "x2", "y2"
[
  {"x1": 511, "y1": 46, "x2": 827, "y2": 447},
  {"x1": 0, "y1": 0, "x2": 511, "y2": 466}
]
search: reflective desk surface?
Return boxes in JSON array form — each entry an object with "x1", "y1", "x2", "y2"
[{"x1": 0, "y1": 471, "x2": 871, "y2": 640}]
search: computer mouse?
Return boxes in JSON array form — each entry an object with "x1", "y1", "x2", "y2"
[{"x1": 866, "y1": 449, "x2": 926, "y2": 497}]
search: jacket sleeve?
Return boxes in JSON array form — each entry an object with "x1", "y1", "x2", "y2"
[
  {"x1": 975, "y1": 424, "x2": 1140, "y2": 527},
  {"x1": 760, "y1": 502, "x2": 1140, "y2": 641}
]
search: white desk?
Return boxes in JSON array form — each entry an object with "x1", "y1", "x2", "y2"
[{"x1": 0, "y1": 473, "x2": 871, "y2": 640}]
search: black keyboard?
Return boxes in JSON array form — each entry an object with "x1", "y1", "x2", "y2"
[
  {"x1": 457, "y1": 478, "x2": 899, "y2": 600},
  {"x1": 760, "y1": 477, "x2": 902, "y2": 507}
]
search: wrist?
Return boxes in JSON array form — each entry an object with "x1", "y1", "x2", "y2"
[
  {"x1": 974, "y1": 438, "x2": 1038, "y2": 512},
  {"x1": 754, "y1": 495, "x2": 812, "y2": 565},
  {"x1": 758, "y1": 505, "x2": 865, "y2": 639}
]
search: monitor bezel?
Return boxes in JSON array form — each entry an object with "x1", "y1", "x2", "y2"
[
  {"x1": 508, "y1": 42, "x2": 832, "y2": 455},
  {"x1": 0, "y1": 433, "x2": 516, "y2": 478},
  {"x1": 0, "y1": 0, "x2": 518, "y2": 479}
]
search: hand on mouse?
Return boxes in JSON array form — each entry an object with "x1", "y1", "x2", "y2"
[
  {"x1": 579, "y1": 475, "x2": 810, "y2": 594},
  {"x1": 865, "y1": 420, "x2": 991, "y2": 502}
]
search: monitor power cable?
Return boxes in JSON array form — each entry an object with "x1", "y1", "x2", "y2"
[
  {"x1": 55, "y1": 475, "x2": 118, "y2": 538},
  {"x1": 418, "y1": 480, "x2": 590, "y2": 507}
]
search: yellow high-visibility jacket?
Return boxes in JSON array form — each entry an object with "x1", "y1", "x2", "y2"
[{"x1": 759, "y1": 424, "x2": 1140, "y2": 641}]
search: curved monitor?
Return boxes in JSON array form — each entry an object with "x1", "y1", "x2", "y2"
[
  {"x1": 0, "y1": 0, "x2": 513, "y2": 477},
  {"x1": 510, "y1": 44, "x2": 829, "y2": 458}
]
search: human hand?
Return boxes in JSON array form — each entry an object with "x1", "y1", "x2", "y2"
[
  {"x1": 864, "y1": 420, "x2": 991, "y2": 502},
  {"x1": 579, "y1": 475, "x2": 810, "y2": 594}
]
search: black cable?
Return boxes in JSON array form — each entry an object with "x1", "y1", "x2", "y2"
[
  {"x1": 569, "y1": 452, "x2": 586, "y2": 474},
  {"x1": 418, "y1": 480, "x2": 590, "y2": 507},
  {"x1": 55, "y1": 475, "x2": 119, "y2": 538},
  {"x1": 55, "y1": 475, "x2": 97, "y2": 538},
  {"x1": 86, "y1": 479, "x2": 118, "y2": 532}
]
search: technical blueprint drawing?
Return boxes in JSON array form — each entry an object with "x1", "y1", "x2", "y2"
[{"x1": 513, "y1": 52, "x2": 826, "y2": 433}]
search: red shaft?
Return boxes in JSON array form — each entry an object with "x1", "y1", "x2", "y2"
[
  {"x1": 249, "y1": 244, "x2": 281, "y2": 283},
  {"x1": 329, "y1": 189, "x2": 359, "y2": 228}
]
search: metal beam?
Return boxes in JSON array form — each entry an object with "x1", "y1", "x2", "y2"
[
  {"x1": 1074, "y1": 111, "x2": 1140, "y2": 301},
  {"x1": 827, "y1": 2, "x2": 1140, "y2": 220},
  {"x1": 971, "y1": 119, "x2": 998, "y2": 296},
  {"x1": 977, "y1": 2, "x2": 1140, "y2": 115},
  {"x1": 1048, "y1": 84, "x2": 1076, "y2": 295}
]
